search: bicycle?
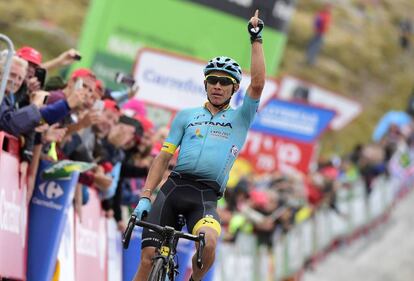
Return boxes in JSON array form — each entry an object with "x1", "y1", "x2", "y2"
[{"x1": 123, "y1": 214, "x2": 205, "y2": 281}]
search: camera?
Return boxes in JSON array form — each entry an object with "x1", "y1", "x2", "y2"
[
  {"x1": 115, "y1": 72, "x2": 137, "y2": 88},
  {"x1": 34, "y1": 67, "x2": 47, "y2": 89},
  {"x1": 73, "y1": 54, "x2": 82, "y2": 61}
]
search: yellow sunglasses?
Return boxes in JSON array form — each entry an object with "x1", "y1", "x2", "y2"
[{"x1": 205, "y1": 75, "x2": 237, "y2": 86}]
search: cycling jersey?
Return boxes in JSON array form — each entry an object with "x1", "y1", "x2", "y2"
[{"x1": 162, "y1": 93, "x2": 260, "y2": 194}]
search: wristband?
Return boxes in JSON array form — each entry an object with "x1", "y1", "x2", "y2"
[{"x1": 142, "y1": 188, "x2": 152, "y2": 194}]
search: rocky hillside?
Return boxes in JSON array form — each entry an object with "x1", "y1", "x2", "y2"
[
  {"x1": 282, "y1": 0, "x2": 414, "y2": 156},
  {"x1": 1, "y1": 0, "x2": 414, "y2": 156}
]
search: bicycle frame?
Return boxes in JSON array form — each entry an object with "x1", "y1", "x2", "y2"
[{"x1": 123, "y1": 214, "x2": 205, "y2": 280}]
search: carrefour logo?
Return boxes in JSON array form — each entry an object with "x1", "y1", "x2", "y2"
[{"x1": 39, "y1": 181, "x2": 64, "y2": 199}]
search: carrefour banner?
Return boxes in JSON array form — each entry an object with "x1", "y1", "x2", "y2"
[
  {"x1": 27, "y1": 160, "x2": 79, "y2": 281},
  {"x1": 0, "y1": 132, "x2": 27, "y2": 280},
  {"x1": 251, "y1": 98, "x2": 336, "y2": 143},
  {"x1": 75, "y1": 189, "x2": 107, "y2": 281},
  {"x1": 76, "y1": 0, "x2": 297, "y2": 89},
  {"x1": 134, "y1": 48, "x2": 278, "y2": 111}
]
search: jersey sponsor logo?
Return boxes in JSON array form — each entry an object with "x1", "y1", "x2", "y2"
[
  {"x1": 186, "y1": 121, "x2": 233, "y2": 128},
  {"x1": 191, "y1": 128, "x2": 204, "y2": 139},
  {"x1": 210, "y1": 130, "x2": 230, "y2": 139}
]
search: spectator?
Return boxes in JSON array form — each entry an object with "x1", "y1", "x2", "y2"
[
  {"x1": 0, "y1": 54, "x2": 75, "y2": 136},
  {"x1": 305, "y1": 4, "x2": 332, "y2": 65},
  {"x1": 16, "y1": 46, "x2": 44, "y2": 96},
  {"x1": 399, "y1": 18, "x2": 412, "y2": 50}
]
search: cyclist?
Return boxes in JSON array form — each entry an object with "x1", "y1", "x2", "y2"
[{"x1": 132, "y1": 10, "x2": 265, "y2": 281}]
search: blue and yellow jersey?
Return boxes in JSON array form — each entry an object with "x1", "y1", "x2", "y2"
[{"x1": 162, "y1": 93, "x2": 260, "y2": 194}]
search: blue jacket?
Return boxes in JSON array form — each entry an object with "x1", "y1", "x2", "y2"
[
  {"x1": 0, "y1": 95, "x2": 42, "y2": 136},
  {"x1": 0, "y1": 94, "x2": 71, "y2": 137}
]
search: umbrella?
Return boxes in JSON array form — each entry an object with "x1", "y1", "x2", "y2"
[{"x1": 372, "y1": 111, "x2": 412, "y2": 142}]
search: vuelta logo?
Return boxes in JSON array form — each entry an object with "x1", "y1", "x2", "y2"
[
  {"x1": 39, "y1": 181, "x2": 64, "y2": 200},
  {"x1": 191, "y1": 128, "x2": 204, "y2": 139}
]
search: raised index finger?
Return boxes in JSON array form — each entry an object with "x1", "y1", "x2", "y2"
[{"x1": 254, "y1": 9, "x2": 259, "y2": 18}]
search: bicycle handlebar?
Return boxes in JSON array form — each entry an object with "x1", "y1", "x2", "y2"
[{"x1": 123, "y1": 214, "x2": 206, "y2": 268}]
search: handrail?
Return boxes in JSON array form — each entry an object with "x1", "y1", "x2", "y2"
[{"x1": 0, "y1": 34, "x2": 14, "y2": 104}]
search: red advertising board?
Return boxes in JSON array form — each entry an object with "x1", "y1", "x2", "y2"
[
  {"x1": 0, "y1": 132, "x2": 27, "y2": 279},
  {"x1": 240, "y1": 131, "x2": 316, "y2": 174},
  {"x1": 75, "y1": 189, "x2": 107, "y2": 281}
]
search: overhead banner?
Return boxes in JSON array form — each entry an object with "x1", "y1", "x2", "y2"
[
  {"x1": 182, "y1": 0, "x2": 297, "y2": 33},
  {"x1": 251, "y1": 98, "x2": 336, "y2": 143},
  {"x1": 133, "y1": 48, "x2": 278, "y2": 111},
  {"x1": 76, "y1": 0, "x2": 296, "y2": 89},
  {"x1": 277, "y1": 76, "x2": 362, "y2": 130},
  {"x1": 240, "y1": 131, "x2": 316, "y2": 174}
]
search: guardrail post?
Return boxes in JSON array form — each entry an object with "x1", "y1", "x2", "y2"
[{"x1": 0, "y1": 34, "x2": 14, "y2": 104}]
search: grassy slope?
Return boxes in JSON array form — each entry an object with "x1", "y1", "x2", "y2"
[
  {"x1": 2, "y1": 0, "x2": 414, "y2": 157},
  {"x1": 282, "y1": 0, "x2": 414, "y2": 156}
]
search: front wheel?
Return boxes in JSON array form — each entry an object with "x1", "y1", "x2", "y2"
[{"x1": 148, "y1": 258, "x2": 166, "y2": 281}]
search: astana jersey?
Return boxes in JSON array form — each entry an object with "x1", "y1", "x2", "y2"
[{"x1": 161, "y1": 93, "x2": 260, "y2": 194}]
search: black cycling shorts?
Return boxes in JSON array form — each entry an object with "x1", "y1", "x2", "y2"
[{"x1": 141, "y1": 173, "x2": 221, "y2": 249}]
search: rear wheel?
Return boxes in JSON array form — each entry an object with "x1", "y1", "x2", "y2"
[{"x1": 147, "y1": 258, "x2": 166, "y2": 281}]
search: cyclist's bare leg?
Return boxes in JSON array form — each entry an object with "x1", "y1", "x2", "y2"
[
  {"x1": 191, "y1": 227, "x2": 219, "y2": 281},
  {"x1": 133, "y1": 246, "x2": 157, "y2": 281}
]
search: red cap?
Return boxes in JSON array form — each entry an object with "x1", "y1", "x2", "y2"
[
  {"x1": 95, "y1": 79, "x2": 104, "y2": 91},
  {"x1": 16, "y1": 46, "x2": 42, "y2": 65},
  {"x1": 134, "y1": 114, "x2": 154, "y2": 132},
  {"x1": 101, "y1": 162, "x2": 113, "y2": 173},
  {"x1": 103, "y1": 99, "x2": 119, "y2": 113},
  {"x1": 71, "y1": 68, "x2": 96, "y2": 80}
]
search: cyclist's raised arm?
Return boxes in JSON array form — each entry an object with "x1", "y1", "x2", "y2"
[{"x1": 246, "y1": 9, "x2": 265, "y2": 100}]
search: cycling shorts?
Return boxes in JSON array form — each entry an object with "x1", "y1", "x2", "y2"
[{"x1": 141, "y1": 172, "x2": 221, "y2": 249}]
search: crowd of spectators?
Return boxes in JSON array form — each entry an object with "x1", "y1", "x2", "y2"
[
  {"x1": 217, "y1": 100, "x2": 414, "y2": 251},
  {"x1": 0, "y1": 46, "x2": 168, "y2": 231}
]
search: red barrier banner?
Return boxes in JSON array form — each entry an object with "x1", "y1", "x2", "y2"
[
  {"x1": 0, "y1": 132, "x2": 27, "y2": 279},
  {"x1": 240, "y1": 131, "x2": 316, "y2": 174},
  {"x1": 75, "y1": 189, "x2": 107, "y2": 281}
]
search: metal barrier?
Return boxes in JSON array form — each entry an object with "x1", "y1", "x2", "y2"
[
  {"x1": 0, "y1": 132, "x2": 27, "y2": 280},
  {"x1": 0, "y1": 34, "x2": 14, "y2": 104},
  {"x1": 214, "y1": 174, "x2": 409, "y2": 281}
]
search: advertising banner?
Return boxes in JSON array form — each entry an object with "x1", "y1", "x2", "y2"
[
  {"x1": 250, "y1": 98, "x2": 336, "y2": 143},
  {"x1": 56, "y1": 206, "x2": 76, "y2": 281},
  {"x1": 0, "y1": 133, "x2": 27, "y2": 279},
  {"x1": 240, "y1": 131, "x2": 316, "y2": 174},
  {"x1": 122, "y1": 228, "x2": 143, "y2": 281},
  {"x1": 277, "y1": 75, "x2": 362, "y2": 130},
  {"x1": 27, "y1": 160, "x2": 79, "y2": 281},
  {"x1": 133, "y1": 48, "x2": 278, "y2": 112},
  {"x1": 182, "y1": 0, "x2": 297, "y2": 33},
  {"x1": 107, "y1": 219, "x2": 123, "y2": 281},
  {"x1": 75, "y1": 189, "x2": 107, "y2": 281},
  {"x1": 77, "y1": 0, "x2": 295, "y2": 87}
]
